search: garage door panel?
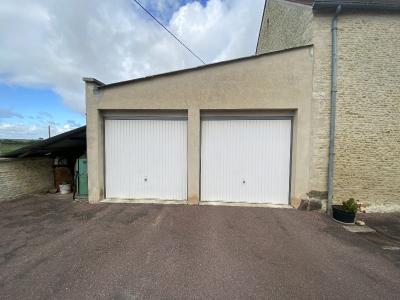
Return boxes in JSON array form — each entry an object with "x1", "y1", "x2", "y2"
[
  {"x1": 201, "y1": 119, "x2": 291, "y2": 204},
  {"x1": 105, "y1": 119, "x2": 187, "y2": 200}
]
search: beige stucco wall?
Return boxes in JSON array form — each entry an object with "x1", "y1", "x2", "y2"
[
  {"x1": 257, "y1": 0, "x2": 313, "y2": 54},
  {"x1": 85, "y1": 47, "x2": 314, "y2": 205},
  {"x1": 0, "y1": 157, "x2": 54, "y2": 201},
  {"x1": 312, "y1": 12, "x2": 400, "y2": 211}
]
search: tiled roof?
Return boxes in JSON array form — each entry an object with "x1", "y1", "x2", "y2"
[
  {"x1": 286, "y1": 0, "x2": 315, "y2": 5},
  {"x1": 314, "y1": 0, "x2": 400, "y2": 10}
]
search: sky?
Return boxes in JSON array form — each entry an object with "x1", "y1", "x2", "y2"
[{"x1": 0, "y1": 0, "x2": 265, "y2": 139}]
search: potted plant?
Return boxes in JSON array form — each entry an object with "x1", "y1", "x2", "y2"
[{"x1": 332, "y1": 198, "x2": 358, "y2": 224}]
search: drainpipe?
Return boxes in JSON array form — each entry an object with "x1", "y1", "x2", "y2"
[{"x1": 327, "y1": 5, "x2": 342, "y2": 216}]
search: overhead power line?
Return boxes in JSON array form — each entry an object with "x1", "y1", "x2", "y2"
[{"x1": 131, "y1": 0, "x2": 206, "y2": 65}]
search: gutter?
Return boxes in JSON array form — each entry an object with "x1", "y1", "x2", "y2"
[
  {"x1": 313, "y1": 4, "x2": 400, "y2": 12},
  {"x1": 327, "y1": 4, "x2": 342, "y2": 216}
]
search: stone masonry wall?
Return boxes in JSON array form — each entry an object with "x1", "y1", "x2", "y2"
[
  {"x1": 0, "y1": 157, "x2": 54, "y2": 201},
  {"x1": 312, "y1": 12, "x2": 400, "y2": 211},
  {"x1": 257, "y1": 0, "x2": 313, "y2": 54},
  {"x1": 310, "y1": 13, "x2": 332, "y2": 193}
]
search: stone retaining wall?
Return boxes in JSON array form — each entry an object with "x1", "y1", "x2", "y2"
[{"x1": 0, "y1": 157, "x2": 54, "y2": 201}]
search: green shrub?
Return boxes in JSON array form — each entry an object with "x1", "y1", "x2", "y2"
[{"x1": 342, "y1": 198, "x2": 358, "y2": 214}]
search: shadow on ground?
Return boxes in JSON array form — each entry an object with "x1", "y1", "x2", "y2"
[{"x1": 0, "y1": 194, "x2": 399, "y2": 299}]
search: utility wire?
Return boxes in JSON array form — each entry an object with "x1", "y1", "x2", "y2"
[{"x1": 131, "y1": 0, "x2": 206, "y2": 65}]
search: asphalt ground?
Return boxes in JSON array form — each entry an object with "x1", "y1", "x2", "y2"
[{"x1": 0, "y1": 194, "x2": 399, "y2": 299}]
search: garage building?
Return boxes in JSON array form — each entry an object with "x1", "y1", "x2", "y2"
[{"x1": 84, "y1": 46, "x2": 312, "y2": 206}]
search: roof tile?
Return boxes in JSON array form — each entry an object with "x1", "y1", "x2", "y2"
[{"x1": 314, "y1": 0, "x2": 400, "y2": 10}]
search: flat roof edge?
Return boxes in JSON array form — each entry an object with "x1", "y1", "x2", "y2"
[
  {"x1": 97, "y1": 45, "x2": 313, "y2": 90},
  {"x1": 82, "y1": 77, "x2": 105, "y2": 86}
]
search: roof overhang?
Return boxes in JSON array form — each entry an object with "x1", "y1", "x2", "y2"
[
  {"x1": 314, "y1": 1, "x2": 400, "y2": 11},
  {"x1": 0, "y1": 126, "x2": 86, "y2": 158}
]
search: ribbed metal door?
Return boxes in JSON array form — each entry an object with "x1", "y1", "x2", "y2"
[
  {"x1": 201, "y1": 119, "x2": 291, "y2": 204},
  {"x1": 105, "y1": 119, "x2": 187, "y2": 200}
]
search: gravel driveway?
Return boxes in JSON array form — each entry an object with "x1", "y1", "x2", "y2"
[{"x1": 0, "y1": 194, "x2": 399, "y2": 299}]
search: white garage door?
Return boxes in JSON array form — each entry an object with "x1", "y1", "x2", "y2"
[
  {"x1": 201, "y1": 118, "x2": 291, "y2": 204},
  {"x1": 105, "y1": 118, "x2": 187, "y2": 201}
]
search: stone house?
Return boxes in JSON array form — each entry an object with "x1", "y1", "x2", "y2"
[
  {"x1": 84, "y1": 0, "x2": 400, "y2": 212},
  {"x1": 258, "y1": 0, "x2": 400, "y2": 211}
]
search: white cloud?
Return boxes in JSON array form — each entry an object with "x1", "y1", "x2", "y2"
[
  {"x1": 0, "y1": 108, "x2": 24, "y2": 119},
  {"x1": 0, "y1": 0, "x2": 265, "y2": 113},
  {"x1": 0, "y1": 121, "x2": 82, "y2": 139},
  {"x1": 140, "y1": 0, "x2": 186, "y2": 21}
]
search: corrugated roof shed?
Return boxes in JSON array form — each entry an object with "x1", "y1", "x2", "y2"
[{"x1": 0, "y1": 126, "x2": 86, "y2": 158}]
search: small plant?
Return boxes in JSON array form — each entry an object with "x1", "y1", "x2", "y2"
[{"x1": 342, "y1": 198, "x2": 358, "y2": 214}]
